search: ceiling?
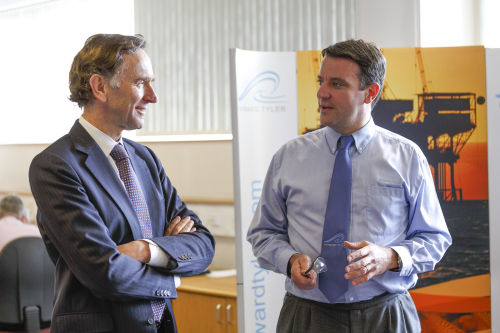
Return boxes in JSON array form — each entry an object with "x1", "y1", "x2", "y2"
[{"x1": 0, "y1": 0, "x2": 54, "y2": 12}]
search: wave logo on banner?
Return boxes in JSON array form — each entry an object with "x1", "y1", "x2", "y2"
[{"x1": 239, "y1": 71, "x2": 287, "y2": 103}]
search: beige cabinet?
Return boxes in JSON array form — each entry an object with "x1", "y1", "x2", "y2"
[{"x1": 172, "y1": 275, "x2": 237, "y2": 333}]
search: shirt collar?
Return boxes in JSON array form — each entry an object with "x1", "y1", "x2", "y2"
[
  {"x1": 325, "y1": 117, "x2": 375, "y2": 154},
  {"x1": 79, "y1": 116, "x2": 123, "y2": 156}
]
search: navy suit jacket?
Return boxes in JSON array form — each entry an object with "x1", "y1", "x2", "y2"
[{"x1": 29, "y1": 121, "x2": 215, "y2": 333}]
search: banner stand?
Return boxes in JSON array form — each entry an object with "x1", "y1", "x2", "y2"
[{"x1": 230, "y1": 48, "x2": 298, "y2": 333}]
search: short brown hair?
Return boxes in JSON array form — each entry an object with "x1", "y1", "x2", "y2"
[
  {"x1": 69, "y1": 34, "x2": 147, "y2": 108},
  {"x1": 322, "y1": 38, "x2": 386, "y2": 108}
]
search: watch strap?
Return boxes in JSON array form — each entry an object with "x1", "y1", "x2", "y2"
[{"x1": 389, "y1": 249, "x2": 402, "y2": 272}]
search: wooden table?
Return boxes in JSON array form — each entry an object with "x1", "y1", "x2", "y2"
[{"x1": 172, "y1": 275, "x2": 237, "y2": 333}]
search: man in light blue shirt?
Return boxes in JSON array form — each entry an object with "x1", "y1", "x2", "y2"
[{"x1": 247, "y1": 39, "x2": 451, "y2": 332}]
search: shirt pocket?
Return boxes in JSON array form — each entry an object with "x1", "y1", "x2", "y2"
[{"x1": 366, "y1": 186, "x2": 407, "y2": 235}]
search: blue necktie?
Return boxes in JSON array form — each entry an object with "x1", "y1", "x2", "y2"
[
  {"x1": 110, "y1": 144, "x2": 166, "y2": 322},
  {"x1": 319, "y1": 135, "x2": 354, "y2": 303}
]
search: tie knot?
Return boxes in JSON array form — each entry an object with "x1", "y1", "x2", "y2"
[
  {"x1": 338, "y1": 135, "x2": 354, "y2": 151},
  {"x1": 110, "y1": 144, "x2": 129, "y2": 162}
]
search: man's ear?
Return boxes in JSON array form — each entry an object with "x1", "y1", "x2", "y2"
[
  {"x1": 364, "y1": 82, "x2": 380, "y2": 105},
  {"x1": 21, "y1": 215, "x2": 28, "y2": 224},
  {"x1": 89, "y1": 74, "x2": 108, "y2": 103}
]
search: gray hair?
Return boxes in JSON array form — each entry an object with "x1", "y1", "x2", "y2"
[{"x1": 0, "y1": 193, "x2": 25, "y2": 220}]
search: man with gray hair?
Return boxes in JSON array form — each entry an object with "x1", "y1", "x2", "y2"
[{"x1": 0, "y1": 193, "x2": 40, "y2": 251}]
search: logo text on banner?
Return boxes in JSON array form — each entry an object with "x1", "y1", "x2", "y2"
[{"x1": 252, "y1": 259, "x2": 269, "y2": 332}]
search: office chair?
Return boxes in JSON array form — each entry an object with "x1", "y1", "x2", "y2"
[{"x1": 0, "y1": 237, "x2": 54, "y2": 333}]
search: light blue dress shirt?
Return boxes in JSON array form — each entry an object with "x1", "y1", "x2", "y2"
[{"x1": 247, "y1": 118, "x2": 452, "y2": 304}]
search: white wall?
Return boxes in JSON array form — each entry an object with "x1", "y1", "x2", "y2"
[
  {"x1": 0, "y1": 0, "x2": 134, "y2": 145},
  {"x1": 355, "y1": 0, "x2": 420, "y2": 48},
  {"x1": 0, "y1": 141, "x2": 233, "y2": 201},
  {"x1": 420, "y1": 0, "x2": 500, "y2": 48}
]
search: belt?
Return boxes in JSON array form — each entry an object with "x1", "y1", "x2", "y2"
[{"x1": 287, "y1": 291, "x2": 404, "y2": 310}]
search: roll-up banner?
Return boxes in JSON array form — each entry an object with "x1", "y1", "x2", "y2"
[
  {"x1": 486, "y1": 48, "x2": 500, "y2": 333},
  {"x1": 230, "y1": 49, "x2": 298, "y2": 333},
  {"x1": 231, "y1": 47, "x2": 494, "y2": 332},
  {"x1": 372, "y1": 46, "x2": 491, "y2": 333}
]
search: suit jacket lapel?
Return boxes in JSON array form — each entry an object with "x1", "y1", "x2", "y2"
[
  {"x1": 69, "y1": 121, "x2": 143, "y2": 240},
  {"x1": 125, "y1": 142, "x2": 162, "y2": 237}
]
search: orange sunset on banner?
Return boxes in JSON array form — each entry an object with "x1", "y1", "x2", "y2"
[{"x1": 380, "y1": 46, "x2": 488, "y2": 202}]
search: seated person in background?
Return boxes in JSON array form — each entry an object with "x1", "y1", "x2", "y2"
[{"x1": 0, "y1": 193, "x2": 41, "y2": 251}]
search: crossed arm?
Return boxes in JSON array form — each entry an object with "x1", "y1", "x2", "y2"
[
  {"x1": 117, "y1": 216, "x2": 197, "y2": 263},
  {"x1": 30, "y1": 149, "x2": 214, "y2": 302}
]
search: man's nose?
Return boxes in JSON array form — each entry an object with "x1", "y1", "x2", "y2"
[
  {"x1": 145, "y1": 83, "x2": 158, "y2": 103},
  {"x1": 317, "y1": 84, "x2": 330, "y2": 99}
]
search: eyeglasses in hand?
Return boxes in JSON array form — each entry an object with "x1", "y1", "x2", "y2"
[{"x1": 302, "y1": 256, "x2": 328, "y2": 278}]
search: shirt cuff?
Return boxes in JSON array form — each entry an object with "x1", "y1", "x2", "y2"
[
  {"x1": 141, "y1": 239, "x2": 170, "y2": 266},
  {"x1": 141, "y1": 239, "x2": 181, "y2": 288},
  {"x1": 389, "y1": 245, "x2": 412, "y2": 276},
  {"x1": 278, "y1": 248, "x2": 300, "y2": 277}
]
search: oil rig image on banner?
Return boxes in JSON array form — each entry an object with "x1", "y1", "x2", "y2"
[{"x1": 371, "y1": 48, "x2": 485, "y2": 202}]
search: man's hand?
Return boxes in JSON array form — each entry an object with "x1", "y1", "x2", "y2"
[
  {"x1": 164, "y1": 216, "x2": 197, "y2": 236},
  {"x1": 117, "y1": 240, "x2": 151, "y2": 263},
  {"x1": 118, "y1": 216, "x2": 197, "y2": 263},
  {"x1": 344, "y1": 241, "x2": 398, "y2": 286},
  {"x1": 289, "y1": 254, "x2": 317, "y2": 290}
]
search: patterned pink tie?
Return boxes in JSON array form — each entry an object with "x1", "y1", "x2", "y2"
[{"x1": 110, "y1": 143, "x2": 165, "y2": 323}]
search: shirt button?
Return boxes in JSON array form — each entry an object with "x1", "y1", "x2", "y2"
[
  {"x1": 350, "y1": 297, "x2": 354, "y2": 301},
  {"x1": 148, "y1": 317, "x2": 155, "y2": 325},
  {"x1": 167, "y1": 291, "x2": 171, "y2": 296}
]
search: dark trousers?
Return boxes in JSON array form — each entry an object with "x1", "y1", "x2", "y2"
[{"x1": 277, "y1": 291, "x2": 421, "y2": 333}]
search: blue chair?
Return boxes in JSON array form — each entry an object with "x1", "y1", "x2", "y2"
[{"x1": 0, "y1": 237, "x2": 54, "y2": 333}]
